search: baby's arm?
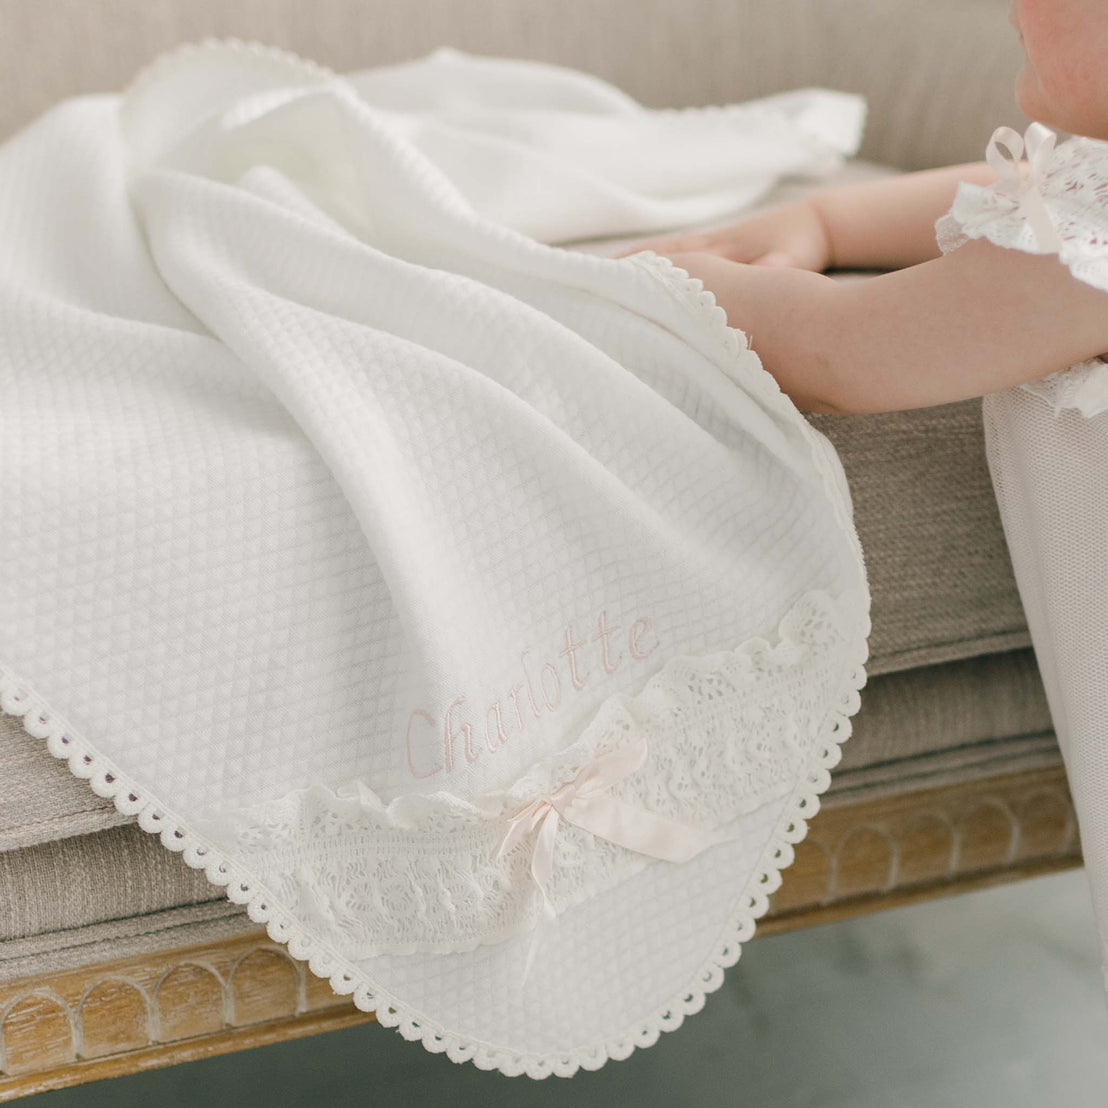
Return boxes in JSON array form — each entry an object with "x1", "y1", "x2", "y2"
[
  {"x1": 807, "y1": 160, "x2": 1002, "y2": 271},
  {"x1": 668, "y1": 161, "x2": 1108, "y2": 414},
  {"x1": 822, "y1": 234, "x2": 1108, "y2": 413},
  {"x1": 807, "y1": 156, "x2": 1108, "y2": 412}
]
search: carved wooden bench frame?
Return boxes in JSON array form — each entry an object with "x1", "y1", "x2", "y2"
[{"x1": 0, "y1": 763, "x2": 1080, "y2": 1099}]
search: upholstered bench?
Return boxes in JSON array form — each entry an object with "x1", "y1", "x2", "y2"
[{"x1": 0, "y1": 0, "x2": 1078, "y2": 1096}]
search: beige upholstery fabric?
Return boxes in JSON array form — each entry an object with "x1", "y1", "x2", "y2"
[
  {"x1": 811, "y1": 401, "x2": 1032, "y2": 673},
  {"x1": 0, "y1": 0, "x2": 1034, "y2": 171},
  {"x1": 0, "y1": 647, "x2": 1062, "y2": 965},
  {"x1": 0, "y1": 0, "x2": 1056, "y2": 981}
]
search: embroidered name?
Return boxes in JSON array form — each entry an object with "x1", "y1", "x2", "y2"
[{"x1": 405, "y1": 610, "x2": 660, "y2": 779}]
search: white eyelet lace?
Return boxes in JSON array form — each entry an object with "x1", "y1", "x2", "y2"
[{"x1": 935, "y1": 127, "x2": 1108, "y2": 417}]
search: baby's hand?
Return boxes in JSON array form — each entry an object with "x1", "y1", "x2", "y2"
[
  {"x1": 655, "y1": 249, "x2": 843, "y2": 414},
  {"x1": 612, "y1": 199, "x2": 833, "y2": 272}
]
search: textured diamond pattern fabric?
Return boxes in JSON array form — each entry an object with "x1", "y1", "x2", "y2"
[{"x1": 0, "y1": 41, "x2": 870, "y2": 1076}]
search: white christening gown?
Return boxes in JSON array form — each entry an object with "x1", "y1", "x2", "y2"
[{"x1": 936, "y1": 121, "x2": 1108, "y2": 997}]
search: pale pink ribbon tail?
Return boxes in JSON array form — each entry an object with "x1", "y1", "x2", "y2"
[
  {"x1": 985, "y1": 121, "x2": 1063, "y2": 253},
  {"x1": 490, "y1": 734, "x2": 736, "y2": 990}
]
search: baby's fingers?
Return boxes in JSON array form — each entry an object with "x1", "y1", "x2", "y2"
[
  {"x1": 612, "y1": 231, "x2": 715, "y2": 259},
  {"x1": 750, "y1": 252, "x2": 795, "y2": 267}
]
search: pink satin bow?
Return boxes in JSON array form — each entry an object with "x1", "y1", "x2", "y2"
[
  {"x1": 491, "y1": 734, "x2": 730, "y2": 986},
  {"x1": 985, "y1": 121, "x2": 1063, "y2": 253}
]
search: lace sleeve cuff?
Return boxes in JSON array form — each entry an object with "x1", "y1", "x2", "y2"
[{"x1": 934, "y1": 123, "x2": 1108, "y2": 417}]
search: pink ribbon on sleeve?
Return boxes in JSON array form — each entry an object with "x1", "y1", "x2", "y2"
[
  {"x1": 490, "y1": 734, "x2": 733, "y2": 986},
  {"x1": 985, "y1": 121, "x2": 1064, "y2": 253}
]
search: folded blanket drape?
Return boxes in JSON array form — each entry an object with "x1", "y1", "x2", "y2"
[{"x1": 0, "y1": 40, "x2": 870, "y2": 1078}]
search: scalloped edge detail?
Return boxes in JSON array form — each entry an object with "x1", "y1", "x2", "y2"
[
  {"x1": 173, "y1": 587, "x2": 859, "y2": 962},
  {"x1": 119, "y1": 39, "x2": 856, "y2": 437},
  {"x1": 119, "y1": 37, "x2": 867, "y2": 555},
  {"x1": 622, "y1": 248, "x2": 835, "y2": 429},
  {"x1": 0, "y1": 36, "x2": 873, "y2": 1078},
  {"x1": 935, "y1": 202, "x2": 1108, "y2": 418},
  {"x1": 123, "y1": 35, "x2": 338, "y2": 101},
  {"x1": 206, "y1": 587, "x2": 844, "y2": 832},
  {"x1": 622, "y1": 249, "x2": 869, "y2": 565},
  {"x1": 0, "y1": 603, "x2": 866, "y2": 1078}
]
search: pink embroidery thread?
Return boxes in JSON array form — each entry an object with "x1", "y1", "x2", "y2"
[{"x1": 405, "y1": 610, "x2": 660, "y2": 780}]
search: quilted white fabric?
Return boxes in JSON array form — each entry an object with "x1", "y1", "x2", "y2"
[
  {"x1": 937, "y1": 122, "x2": 1108, "y2": 1000},
  {"x1": 0, "y1": 40, "x2": 871, "y2": 1077}
]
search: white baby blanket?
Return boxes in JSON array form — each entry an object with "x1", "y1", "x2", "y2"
[{"x1": 0, "y1": 41, "x2": 871, "y2": 1077}]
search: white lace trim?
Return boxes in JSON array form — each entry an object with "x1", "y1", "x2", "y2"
[
  {"x1": 0, "y1": 577, "x2": 867, "y2": 1073},
  {"x1": 1, "y1": 587, "x2": 866, "y2": 1076},
  {"x1": 0, "y1": 251, "x2": 871, "y2": 1079},
  {"x1": 1010, "y1": 354, "x2": 1108, "y2": 418},
  {"x1": 934, "y1": 131, "x2": 1108, "y2": 417},
  {"x1": 147, "y1": 587, "x2": 851, "y2": 960},
  {"x1": 625, "y1": 247, "x2": 866, "y2": 557},
  {"x1": 124, "y1": 41, "x2": 848, "y2": 464},
  {"x1": 625, "y1": 248, "x2": 822, "y2": 419},
  {"x1": 1, "y1": 36, "x2": 872, "y2": 1078}
]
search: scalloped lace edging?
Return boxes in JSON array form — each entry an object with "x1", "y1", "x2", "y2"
[
  {"x1": 624, "y1": 242, "x2": 853, "y2": 439},
  {"x1": 124, "y1": 35, "x2": 338, "y2": 100},
  {"x1": 937, "y1": 202, "x2": 1108, "y2": 416},
  {"x1": 934, "y1": 138, "x2": 1108, "y2": 417},
  {"x1": 622, "y1": 248, "x2": 864, "y2": 529},
  {"x1": 938, "y1": 195, "x2": 1108, "y2": 416},
  {"x1": 933, "y1": 135, "x2": 1108, "y2": 290},
  {"x1": 121, "y1": 42, "x2": 816, "y2": 430},
  {"x1": 0, "y1": 595, "x2": 867, "y2": 1077},
  {"x1": 625, "y1": 249, "x2": 760, "y2": 378},
  {"x1": 1011, "y1": 354, "x2": 1108, "y2": 418},
  {"x1": 171, "y1": 589, "x2": 862, "y2": 961},
  {"x1": 2, "y1": 37, "x2": 873, "y2": 1075},
  {"x1": 936, "y1": 204, "x2": 1108, "y2": 298},
  {"x1": 121, "y1": 38, "x2": 861, "y2": 538}
]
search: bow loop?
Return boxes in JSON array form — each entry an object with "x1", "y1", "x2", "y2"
[
  {"x1": 491, "y1": 797, "x2": 549, "y2": 865},
  {"x1": 562, "y1": 734, "x2": 650, "y2": 802},
  {"x1": 490, "y1": 732, "x2": 733, "y2": 988},
  {"x1": 985, "y1": 121, "x2": 1063, "y2": 252}
]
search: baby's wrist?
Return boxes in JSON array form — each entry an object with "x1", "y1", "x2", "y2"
[{"x1": 801, "y1": 194, "x2": 836, "y2": 272}]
